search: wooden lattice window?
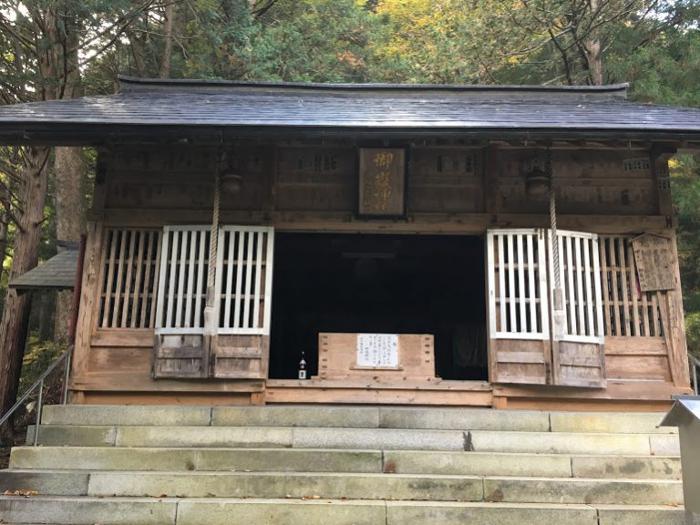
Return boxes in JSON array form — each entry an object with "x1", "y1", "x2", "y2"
[
  {"x1": 216, "y1": 226, "x2": 275, "y2": 335},
  {"x1": 487, "y1": 229, "x2": 550, "y2": 340},
  {"x1": 599, "y1": 235, "x2": 662, "y2": 337},
  {"x1": 155, "y1": 226, "x2": 211, "y2": 334},
  {"x1": 549, "y1": 231, "x2": 605, "y2": 344},
  {"x1": 98, "y1": 228, "x2": 162, "y2": 329}
]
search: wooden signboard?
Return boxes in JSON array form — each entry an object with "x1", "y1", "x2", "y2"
[
  {"x1": 358, "y1": 148, "x2": 405, "y2": 216},
  {"x1": 356, "y1": 334, "x2": 399, "y2": 368},
  {"x1": 316, "y1": 333, "x2": 436, "y2": 381},
  {"x1": 632, "y1": 233, "x2": 676, "y2": 292}
]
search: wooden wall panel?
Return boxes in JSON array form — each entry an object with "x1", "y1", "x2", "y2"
[
  {"x1": 605, "y1": 355, "x2": 671, "y2": 381},
  {"x1": 86, "y1": 346, "x2": 151, "y2": 374},
  {"x1": 499, "y1": 149, "x2": 656, "y2": 215},
  {"x1": 104, "y1": 146, "x2": 269, "y2": 215},
  {"x1": 275, "y1": 147, "x2": 356, "y2": 211},
  {"x1": 489, "y1": 339, "x2": 550, "y2": 385},
  {"x1": 212, "y1": 335, "x2": 269, "y2": 379},
  {"x1": 408, "y1": 148, "x2": 483, "y2": 213},
  {"x1": 604, "y1": 336, "x2": 672, "y2": 382}
]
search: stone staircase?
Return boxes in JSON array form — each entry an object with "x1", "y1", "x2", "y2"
[{"x1": 0, "y1": 405, "x2": 692, "y2": 524}]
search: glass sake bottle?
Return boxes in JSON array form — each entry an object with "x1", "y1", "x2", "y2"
[{"x1": 298, "y1": 351, "x2": 307, "y2": 380}]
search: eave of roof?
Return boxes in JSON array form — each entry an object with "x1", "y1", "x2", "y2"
[
  {"x1": 9, "y1": 248, "x2": 78, "y2": 291},
  {"x1": 0, "y1": 76, "x2": 698, "y2": 146}
]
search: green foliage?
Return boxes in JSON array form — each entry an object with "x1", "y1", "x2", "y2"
[
  {"x1": 685, "y1": 312, "x2": 700, "y2": 359},
  {"x1": 19, "y1": 334, "x2": 66, "y2": 392},
  {"x1": 243, "y1": 0, "x2": 378, "y2": 82}
]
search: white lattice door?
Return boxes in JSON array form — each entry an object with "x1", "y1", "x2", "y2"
[
  {"x1": 212, "y1": 226, "x2": 275, "y2": 379},
  {"x1": 153, "y1": 225, "x2": 212, "y2": 378},
  {"x1": 153, "y1": 225, "x2": 275, "y2": 379},
  {"x1": 486, "y1": 229, "x2": 551, "y2": 385},
  {"x1": 548, "y1": 230, "x2": 606, "y2": 387}
]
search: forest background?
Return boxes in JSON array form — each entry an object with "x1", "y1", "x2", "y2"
[{"x1": 0, "y1": 0, "x2": 699, "y2": 414}]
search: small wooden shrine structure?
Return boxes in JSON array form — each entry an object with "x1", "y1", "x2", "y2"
[{"x1": 1, "y1": 77, "x2": 699, "y2": 410}]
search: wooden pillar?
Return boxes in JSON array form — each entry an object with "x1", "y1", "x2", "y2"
[
  {"x1": 71, "y1": 221, "x2": 104, "y2": 390},
  {"x1": 483, "y1": 144, "x2": 500, "y2": 216},
  {"x1": 651, "y1": 145, "x2": 675, "y2": 226},
  {"x1": 71, "y1": 149, "x2": 110, "y2": 397},
  {"x1": 651, "y1": 146, "x2": 691, "y2": 388},
  {"x1": 662, "y1": 232, "x2": 692, "y2": 388}
]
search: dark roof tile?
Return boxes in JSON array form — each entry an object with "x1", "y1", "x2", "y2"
[{"x1": 0, "y1": 77, "x2": 698, "y2": 141}]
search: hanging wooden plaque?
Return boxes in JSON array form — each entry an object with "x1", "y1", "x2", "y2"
[
  {"x1": 632, "y1": 233, "x2": 676, "y2": 292},
  {"x1": 358, "y1": 148, "x2": 405, "y2": 216}
]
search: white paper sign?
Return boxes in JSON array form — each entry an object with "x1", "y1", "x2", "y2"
[{"x1": 356, "y1": 334, "x2": 399, "y2": 368}]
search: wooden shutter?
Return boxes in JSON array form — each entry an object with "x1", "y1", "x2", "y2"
[
  {"x1": 487, "y1": 229, "x2": 551, "y2": 385},
  {"x1": 153, "y1": 226, "x2": 211, "y2": 378},
  {"x1": 98, "y1": 228, "x2": 162, "y2": 329},
  {"x1": 549, "y1": 230, "x2": 606, "y2": 388},
  {"x1": 599, "y1": 236, "x2": 662, "y2": 337},
  {"x1": 211, "y1": 226, "x2": 274, "y2": 379}
]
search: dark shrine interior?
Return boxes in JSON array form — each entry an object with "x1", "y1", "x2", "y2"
[{"x1": 269, "y1": 233, "x2": 488, "y2": 381}]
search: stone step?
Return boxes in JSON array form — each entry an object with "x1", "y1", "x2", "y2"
[
  {"x1": 27, "y1": 425, "x2": 467, "y2": 450},
  {"x1": 384, "y1": 450, "x2": 682, "y2": 479},
  {"x1": 9, "y1": 446, "x2": 682, "y2": 480},
  {"x1": 390, "y1": 502, "x2": 697, "y2": 525},
  {"x1": 10, "y1": 447, "x2": 382, "y2": 474},
  {"x1": 27, "y1": 424, "x2": 680, "y2": 455},
  {"x1": 0, "y1": 496, "x2": 694, "y2": 525},
  {"x1": 39, "y1": 405, "x2": 674, "y2": 434},
  {"x1": 0, "y1": 469, "x2": 683, "y2": 505},
  {"x1": 467, "y1": 430, "x2": 680, "y2": 456},
  {"x1": 0, "y1": 495, "x2": 178, "y2": 524}
]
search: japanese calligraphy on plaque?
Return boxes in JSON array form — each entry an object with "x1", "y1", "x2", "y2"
[
  {"x1": 358, "y1": 148, "x2": 405, "y2": 216},
  {"x1": 356, "y1": 334, "x2": 399, "y2": 368},
  {"x1": 632, "y1": 233, "x2": 676, "y2": 292}
]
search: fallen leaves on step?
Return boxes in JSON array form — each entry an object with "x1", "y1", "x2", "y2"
[{"x1": 3, "y1": 489, "x2": 38, "y2": 497}]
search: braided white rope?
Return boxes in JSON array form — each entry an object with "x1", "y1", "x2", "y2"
[
  {"x1": 550, "y1": 184, "x2": 560, "y2": 292},
  {"x1": 204, "y1": 152, "x2": 223, "y2": 336},
  {"x1": 547, "y1": 147, "x2": 564, "y2": 340},
  {"x1": 207, "y1": 168, "x2": 221, "y2": 306}
]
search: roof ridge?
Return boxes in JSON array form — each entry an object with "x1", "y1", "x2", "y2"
[{"x1": 117, "y1": 75, "x2": 630, "y2": 95}]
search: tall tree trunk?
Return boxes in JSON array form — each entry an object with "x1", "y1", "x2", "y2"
[
  {"x1": 53, "y1": 12, "x2": 85, "y2": 343},
  {"x1": 159, "y1": 1, "x2": 176, "y2": 78},
  {"x1": 585, "y1": 0, "x2": 604, "y2": 85},
  {"x1": 53, "y1": 147, "x2": 85, "y2": 343},
  {"x1": 585, "y1": 38, "x2": 603, "y2": 85},
  {"x1": 0, "y1": 147, "x2": 49, "y2": 437},
  {"x1": 127, "y1": 27, "x2": 147, "y2": 77},
  {"x1": 0, "y1": 7, "x2": 57, "y2": 435},
  {"x1": 0, "y1": 181, "x2": 8, "y2": 285}
]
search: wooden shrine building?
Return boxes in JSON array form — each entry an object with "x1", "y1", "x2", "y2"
[{"x1": 1, "y1": 77, "x2": 699, "y2": 411}]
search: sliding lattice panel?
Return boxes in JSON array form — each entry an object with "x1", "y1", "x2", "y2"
[
  {"x1": 155, "y1": 226, "x2": 211, "y2": 334},
  {"x1": 550, "y1": 230, "x2": 605, "y2": 343},
  {"x1": 487, "y1": 229, "x2": 549, "y2": 340},
  {"x1": 98, "y1": 228, "x2": 162, "y2": 329},
  {"x1": 548, "y1": 230, "x2": 606, "y2": 387},
  {"x1": 216, "y1": 226, "x2": 275, "y2": 336},
  {"x1": 599, "y1": 235, "x2": 662, "y2": 337}
]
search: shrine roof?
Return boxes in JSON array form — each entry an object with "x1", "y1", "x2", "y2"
[{"x1": 0, "y1": 76, "x2": 699, "y2": 144}]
